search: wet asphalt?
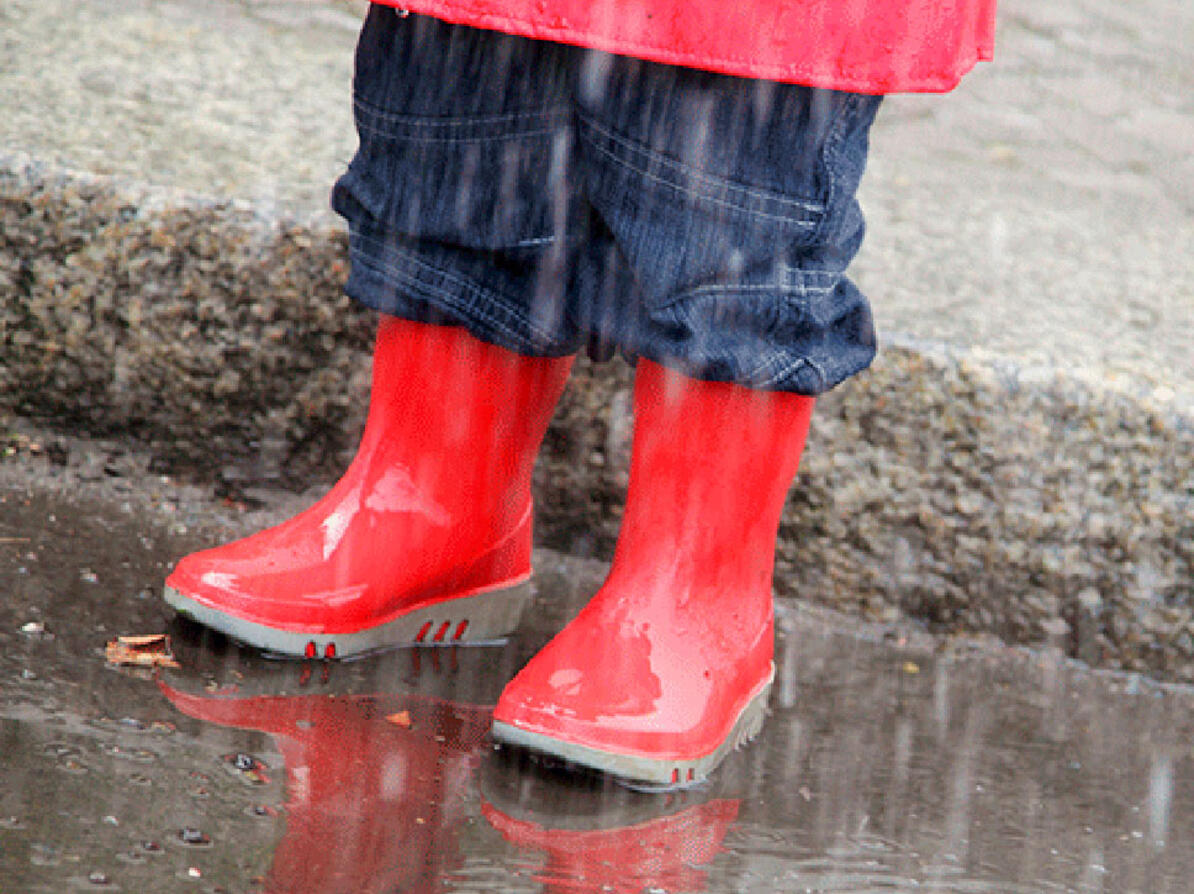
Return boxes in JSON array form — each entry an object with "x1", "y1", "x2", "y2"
[{"x1": 3, "y1": 460, "x2": 1194, "y2": 894}]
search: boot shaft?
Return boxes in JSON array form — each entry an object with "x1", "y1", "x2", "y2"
[
  {"x1": 613, "y1": 360, "x2": 815, "y2": 594},
  {"x1": 362, "y1": 316, "x2": 574, "y2": 520}
]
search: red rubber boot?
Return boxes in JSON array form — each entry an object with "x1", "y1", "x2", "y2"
[
  {"x1": 492, "y1": 359, "x2": 814, "y2": 789},
  {"x1": 165, "y1": 316, "x2": 573, "y2": 658}
]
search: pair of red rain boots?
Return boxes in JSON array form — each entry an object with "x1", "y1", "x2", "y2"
[{"x1": 165, "y1": 316, "x2": 813, "y2": 788}]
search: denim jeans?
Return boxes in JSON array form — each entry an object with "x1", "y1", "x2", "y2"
[{"x1": 331, "y1": 8, "x2": 883, "y2": 394}]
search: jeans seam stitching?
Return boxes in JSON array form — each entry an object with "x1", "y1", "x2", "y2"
[
  {"x1": 586, "y1": 134, "x2": 821, "y2": 226},
  {"x1": 812, "y1": 93, "x2": 859, "y2": 245},
  {"x1": 355, "y1": 119, "x2": 559, "y2": 144},
  {"x1": 757, "y1": 356, "x2": 822, "y2": 390},
  {"x1": 666, "y1": 296, "x2": 820, "y2": 390},
  {"x1": 669, "y1": 282, "x2": 833, "y2": 303},
  {"x1": 353, "y1": 95, "x2": 571, "y2": 127},
  {"x1": 356, "y1": 253, "x2": 531, "y2": 347},
  {"x1": 581, "y1": 113, "x2": 824, "y2": 211},
  {"x1": 578, "y1": 115, "x2": 824, "y2": 221}
]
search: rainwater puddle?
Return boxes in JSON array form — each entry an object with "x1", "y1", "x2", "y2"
[{"x1": 2, "y1": 483, "x2": 1193, "y2": 893}]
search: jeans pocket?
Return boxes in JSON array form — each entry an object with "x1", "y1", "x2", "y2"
[
  {"x1": 577, "y1": 113, "x2": 831, "y2": 316},
  {"x1": 333, "y1": 102, "x2": 574, "y2": 252}
]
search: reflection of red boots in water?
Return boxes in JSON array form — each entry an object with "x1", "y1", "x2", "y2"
[
  {"x1": 494, "y1": 360, "x2": 814, "y2": 788},
  {"x1": 482, "y1": 789, "x2": 740, "y2": 894},
  {"x1": 160, "y1": 681, "x2": 491, "y2": 894},
  {"x1": 164, "y1": 316, "x2": 573, "y2": 658}
]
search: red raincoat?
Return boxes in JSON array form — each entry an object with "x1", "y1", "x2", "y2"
[{"x1": 376, "y1": 0, "x2": 995, "y2": 94}]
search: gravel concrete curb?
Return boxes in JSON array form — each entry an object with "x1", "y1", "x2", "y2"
[{"x1": 3, "y1": 155, "x2": 1191, "y2": 681}]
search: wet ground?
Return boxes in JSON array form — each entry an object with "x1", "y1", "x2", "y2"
[{"x1": 3, "y1": 474, "x2": 1194, "y2": 894}]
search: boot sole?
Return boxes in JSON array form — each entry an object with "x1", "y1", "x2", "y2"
[
  {"x1": 163, "y1": 580, "x2": 533, "y2": 660},
  {"x1": 492, "y1": 663, "x2": 774, "y2": 791}
]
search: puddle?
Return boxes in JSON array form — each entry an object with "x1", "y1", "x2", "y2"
[{"x1": 3, "y1": 483, "x2": 1194, "y2": 893}]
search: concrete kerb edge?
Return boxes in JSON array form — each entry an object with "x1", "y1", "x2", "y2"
[{"x1": 3, "y1": 155, "x2": 1191, "y2": 680}]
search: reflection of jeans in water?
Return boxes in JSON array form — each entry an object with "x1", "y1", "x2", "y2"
[{"x1": 332, "y1": 8, "x2": 883, "y2": 394}]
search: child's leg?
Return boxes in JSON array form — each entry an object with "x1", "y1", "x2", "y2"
[
  {"x1": 565, "y1": 54, "x2": 883, "y2": 392},
  {"x1": 330, "y1": 10, "x2": 587, "y2": 358},
  {"x1": 164, "y1": 11, "x2": 585, "y2": 656},
  {"x1": 494, "y1": 56, "x2": 882, "y2": 786},
  {"x1": 495, "y1": 361, "x2": 813, "y2": 787}
]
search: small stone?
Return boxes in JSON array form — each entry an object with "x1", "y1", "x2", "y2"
[
  {"x1": 1077, "y1": 588, "x2": 1103, "y2": 613},
  {"x1": 178, "y1": 827, "x2": 211, "y2": 847},
  {"x1": 1039, "y1": 617, "x2": 1071, "y2": 646}
]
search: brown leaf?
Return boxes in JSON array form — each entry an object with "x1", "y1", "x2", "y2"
[
  {"x1": 106, "y1": 634, "x2": 181, "y2": 669},
  {"x1": 115, "y1": 634, "x2": 170, "y2": 647},
  {"x1": 385, "y1": 710, "x2": 413, "y2": 729}
]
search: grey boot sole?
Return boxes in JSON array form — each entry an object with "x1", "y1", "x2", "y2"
[
  {"x1": 492, "y1": 663, "x2": 774, "y2": 791},
  {"x1": 163, "y1": 579, "x2": 533, "y2": 660}
]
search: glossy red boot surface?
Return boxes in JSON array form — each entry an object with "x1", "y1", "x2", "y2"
[
  {"x1": 493, "y1": 359, "x2": 814, "y2": 788},
  {"x1": 165, "y1": 316, "x2": 573, "y2": 657}
]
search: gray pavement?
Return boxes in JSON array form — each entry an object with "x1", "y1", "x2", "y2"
[
  {"x1": 859, "y1": 0, "x2": 1194, "y2": 384},
  {"x1": 0, "y1": 0, "x2": 360, "y2": 212}
]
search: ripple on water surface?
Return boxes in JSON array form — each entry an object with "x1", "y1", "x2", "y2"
[{"x1": 3, "y1": 487, "x2": 1194, "y2": 892}]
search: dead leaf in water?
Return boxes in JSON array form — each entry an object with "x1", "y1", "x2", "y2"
[
  {"x1": 106, "y1": 634, "x2": 181, "y2": 669},
  {"x1": 386, "y1": 710, "x2": 413, "y2": 729}
]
